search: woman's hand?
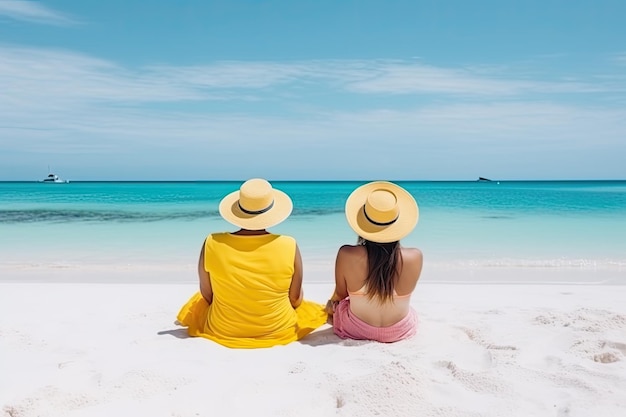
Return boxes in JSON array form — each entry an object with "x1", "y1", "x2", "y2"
[{"x1": 325, "y1": 299, "x2": 338, "y2": 316}]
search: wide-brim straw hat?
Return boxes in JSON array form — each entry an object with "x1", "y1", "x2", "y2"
[
  {"x1": 345, "y1": 181, "x2": 419, "y2": 243},
  {"x1": 219, "y1": 178, "x2": 293, "y2": 230}
]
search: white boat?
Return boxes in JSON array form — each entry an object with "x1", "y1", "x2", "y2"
[{"x1": 41, "y1": 173, "x2": 69, "y2": 184}]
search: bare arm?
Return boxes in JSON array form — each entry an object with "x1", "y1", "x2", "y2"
[
  {"x1": 325, "y1": 246, "x2": 350, "y2": 315},
  {"x1": 400, "y1": 247, "x2": 424, "y2": 294},
  {"x1": 198, "y1": 241, "x2": 213, "y2": 304},
  {"x1": 289, "y1": 244, "x2": 304, "y2": 308}
]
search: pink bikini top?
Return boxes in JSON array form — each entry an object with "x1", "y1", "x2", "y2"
[{"x1": 348, "y1": 286, "x2": 412, "y2": 299}]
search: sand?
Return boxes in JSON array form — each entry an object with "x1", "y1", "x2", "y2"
[{"x1": 1, "y1": 278, "x2": 626, "y2": 417}]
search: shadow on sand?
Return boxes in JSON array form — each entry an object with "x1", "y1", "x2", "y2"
[
  {"x1": 299, "y1": 327, "x2": 346, "y2": 347},
  {"x1": 157, "y1": 328, "x2": 190, "y2": 339}
]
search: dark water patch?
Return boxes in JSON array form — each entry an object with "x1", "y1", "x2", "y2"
[
  {"x1": 0, "y1": 207, "x2": 343, "y2": 224},
  {"x1": 0, "y1": 209, "x2": 221, "y2": 223},
  {"x1": 292, "y1": 207, "x2": 344, "y2": 216}
]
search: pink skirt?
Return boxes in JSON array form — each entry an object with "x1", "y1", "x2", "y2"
[{"x1": 332, "y1": 298, "x2": 418, "y2": 343}]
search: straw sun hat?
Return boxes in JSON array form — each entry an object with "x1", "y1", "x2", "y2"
[
  {"x1": 345, "y1": 181, "x2": 419, "y2": 243},
  {"x1": 219, "y1": 178, "x2": 293, "y2": 230}
]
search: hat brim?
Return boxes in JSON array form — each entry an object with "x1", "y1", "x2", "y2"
[
  {"x1": 345, "y1": 181, "x2": 419, "y2": 243},
  {"x1": 219, "y1": 188, "x2": 293, "y2": 230}
]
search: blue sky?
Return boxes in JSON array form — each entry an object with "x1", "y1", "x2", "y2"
[{"x1": 1, "y1": 0, "x2": 625, "y2": 180}]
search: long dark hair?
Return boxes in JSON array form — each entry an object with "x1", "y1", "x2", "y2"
[{"x1": 357, "y1": 237, "x2": 402, "y2": 303}]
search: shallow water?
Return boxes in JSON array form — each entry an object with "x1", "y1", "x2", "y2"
[{"x1": 1, "y1": 180, "x2": 625, "y2": 283}]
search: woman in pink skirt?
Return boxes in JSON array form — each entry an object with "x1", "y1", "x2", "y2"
[{"x1": 326, "y1": 181, "x2": 423, "y2": 343}]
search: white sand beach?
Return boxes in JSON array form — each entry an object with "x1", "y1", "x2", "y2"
[{"x1": 1, "y1": 271, "x2": 626, "y2": 417}]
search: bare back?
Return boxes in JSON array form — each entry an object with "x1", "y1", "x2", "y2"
[{"x1": 334, "y1": 244, "x2": 423, "y2": 326}]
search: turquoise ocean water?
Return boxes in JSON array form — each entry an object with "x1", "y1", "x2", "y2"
[{"x1": 1, "y1": 181, "x2": 625, "y2": 284}]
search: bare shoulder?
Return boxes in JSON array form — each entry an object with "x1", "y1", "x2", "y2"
[
  {"x1": 336, "y1": 245, "x2": 367, "y2": 269},
  {"x1": 401, "y1": 247, "x2": 423, "y2": 262},
  {"x1": 337, "y1": 244, "x2": 366, "y2": 258},
  {"x1": 401, "y1": 247, "x2": 424, "y2": 274}
]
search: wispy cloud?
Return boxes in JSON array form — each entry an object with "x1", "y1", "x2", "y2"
[
  {"x1": 2, "y1": 46, "x2": 618, "y2": 113},
  {"x1": 1, "y1": 45, "x2": 625, "y2": 179},
  {"x1": 3, "y1": 97, "x2": 625, "y2": 180},
  {"x1": 614, "y1": 53, "x2": 626, "y2": 65},
  {"x1": 152, "y1": 59, "x2": 610, "y2": 96},
  {"x1": 2, "y1": 45, "x2": 624, "y2": 143},
  {"x1": 341, "y1": 62, "x2": 610, "y2": 95},
  {"x1": 0, "y1": 0, "x2": 77, "y2": 25}
]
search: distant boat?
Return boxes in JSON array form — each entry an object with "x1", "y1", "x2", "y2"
[
  {"x1": 41, "y1": 173, "x2": 69, "y2": 184},
  {"x1": 477, "y1": 177, "x2": 493, "y2": 182}
]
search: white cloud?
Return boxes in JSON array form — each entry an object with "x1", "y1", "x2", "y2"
[
  {"x1": 3, "y1": 97, "x2": 624, "y2": 153},
  {"x1": 2, "y1": 46, "x2": 617, "y2": 114},
  {"x1": 0, "y1": 47, "x2": 209, "y2": 105},
  {"x1": 343, "y1": 62, "x2": 610, "y2": 95},
  {"x1": 147, "y1": 62, "x2": 310, "y2": 89},
  {"x1": 614, "y1": 53, "x2": 626, "y2": 65},
  {"x1": 1, "y1": 45, "x2": 625, "y2": 179},
  {"x1": 0, "y1": 0, "x2": 77, "y2": 25},
  {"x1": 152, "y1": 59, "x2": 611, "y2": 96}
]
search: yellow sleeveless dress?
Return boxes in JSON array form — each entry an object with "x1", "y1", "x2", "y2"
[{"x1": 177, "y1": 233, "x2": 327, "y2": 348}]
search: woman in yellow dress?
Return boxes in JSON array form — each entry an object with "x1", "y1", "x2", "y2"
[{"x1": 177, "y1": 178, "x2": 327, "y2": 348}]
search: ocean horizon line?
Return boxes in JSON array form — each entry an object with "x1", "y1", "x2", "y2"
[{"x1": 2, "y1": 178, "x2": 626, "y2": 184}]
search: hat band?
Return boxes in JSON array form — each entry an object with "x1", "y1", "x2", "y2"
[
  {"x1": 238, "y1": 200, "x2": 274, "y2": 215},
  {"x1": 364, "y1": 207, "x2": 398, "y2": 226}
]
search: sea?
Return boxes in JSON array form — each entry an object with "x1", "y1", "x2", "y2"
[{"x1": 1, "y1": 180, "x2": 625, "y2": 284}]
